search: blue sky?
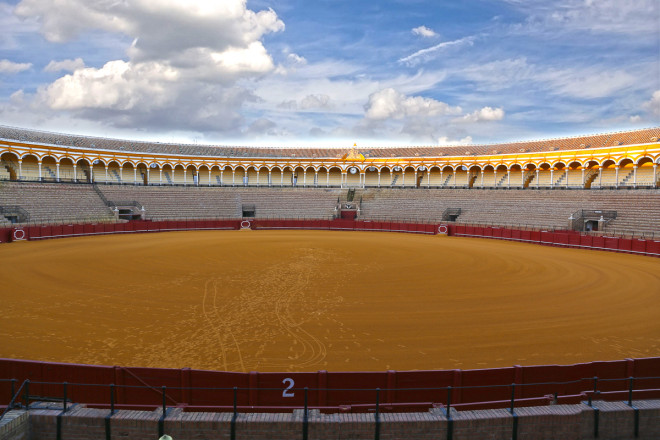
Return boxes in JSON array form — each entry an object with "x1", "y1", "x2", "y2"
[{"x1": 0, "y1": 0, "x2": 658, "y2": 147}]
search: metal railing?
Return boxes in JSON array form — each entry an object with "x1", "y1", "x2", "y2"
[{"x1": 1, "y1": 375, "x2": 658, "y2": 440}]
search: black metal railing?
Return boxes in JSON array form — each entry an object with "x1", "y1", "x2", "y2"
[{"x1": 2, "y1": 375, "x2": 658, "y2": 440}]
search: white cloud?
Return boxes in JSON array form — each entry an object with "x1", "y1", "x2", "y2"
[
  {"x1": 399, "y1": 36, "x2": 475, "y2": 66},
  {"x1": 502, "y1": 0, "x2": 658, "y2": 36},
  {"x1": 438, "y1": 135, "x2": 473, "y2": 145},
  {"x1": 364, "y1": 88, "x2": 461, "y2": 120},
  {"x1": 412, "y1": 25, "x2": 437, "y2": 38},
  {"x1": 458, "y1": 106, "x2": 505, "y2": 122},
  {"x1": 13, "y1": 0, "x2": 284, "y2": 131},
  {"x1": 44, "y1": 58, "x2": 85, "y2": 73},
  {"x1": 0, "y1": 59, "x2": 32, "y2": 73},
  {"x1": 40, "y1": 60, "x2": 178, "y2": 111},
  {"x1": 643, "y1": 90, "x2": 660, "y2": 117},
  {"x1": 542, "y1": 69, "x2": 637, "y2": 100},
  {"x1": 300, "y1": 94, "x2": 331, "y2": 110}
]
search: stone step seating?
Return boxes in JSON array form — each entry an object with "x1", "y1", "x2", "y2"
[
  {"x1": 97, "y1": 185, "x2": 342, "y2": 219},
  {"x1": 0, "y1": 182, "x2": 114, "y2": 224}
]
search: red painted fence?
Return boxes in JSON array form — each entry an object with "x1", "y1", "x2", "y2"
[
  {"x1": 4, "y1": 219, "x2": 442, "y2": 243},
  {"x1": 1, "y1": 357, "x2": 658, "y2": 412},
  {"x1": 451, "y1": 225, "x2": 660, "y2": 258}
]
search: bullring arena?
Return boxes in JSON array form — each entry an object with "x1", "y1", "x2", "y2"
[
  {"x1": 1, "y1": 125, "x2": 660, "y2": 439},
  {"x1": 2, "y1": 230, "x2": 660, "y2": 373}
]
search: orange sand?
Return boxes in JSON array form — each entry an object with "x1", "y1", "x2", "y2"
[{"x1": 1, "y1": 230, "x2": 659, "y2": 372}]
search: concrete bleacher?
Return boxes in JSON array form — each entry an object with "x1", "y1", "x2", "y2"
[
  {"x1": 97, "y1": 185, "x2": 341, "y2": 220},
  {"x1": 0, "y1": 181, "x2": 114, "y2": 224},
  {"x1": 357, "y1": 188, "x2": 660, "y2": 236},
  {"x1": 1, "y1": 182, "x2": 658, "y2": 236}
]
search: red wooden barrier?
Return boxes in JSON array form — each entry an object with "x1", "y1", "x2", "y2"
[
  {"x1": 604, "y1": 237, "x2": 619, "y2": 251},
  {"x1": 631, "y1": 239, "x2": 646, "y2": 254},
  {"x1": 2, "y1": 357, "x2": 660, "y2": 410},
  {"x1": 27, "y1": 227, "x2": 40, "y2": 240},
  {"x1": 592, "y1": 236, "x2": 605, "y2": 249},
  {"x1": 618, "y1": 238, "x2": 633, "y2": 253},
  {"x1": 646, "y1": 240, "x2": 660, "y2": 256},
  {"x1": 553, "y1": 233, "x2": 569, "y2": 246}
]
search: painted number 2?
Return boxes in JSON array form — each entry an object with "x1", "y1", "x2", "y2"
[{"x1": 282, "y1": 378, "x2": 295, "y2": 397}]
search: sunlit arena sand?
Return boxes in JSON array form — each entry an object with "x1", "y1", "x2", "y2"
[{"x1": 1, "y1": 230, "x2": 659, "y2": 372}]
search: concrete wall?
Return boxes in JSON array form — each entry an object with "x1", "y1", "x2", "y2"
[
  {"x1": 8, "y1": 399, "x2": 660, "y2": 440},
  {"x1": 0, "y1": 411, "x2": 27, "y2": 440}
]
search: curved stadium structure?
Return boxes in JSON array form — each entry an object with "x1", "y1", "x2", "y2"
[
  {"x1": 1, "y1": 125, "x2": 660, "y2": 440},
  {"x1": 1, "y1": 125, "x2": 659, "y2": 234}
]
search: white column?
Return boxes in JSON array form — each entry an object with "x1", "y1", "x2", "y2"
[
  {"x1": 314, "y1": 171, "x2": 318, "y2": 187},
  {"x1": 654, "y1": 164, "x2": 658, "y2": 187},
  {"x1": 38, "y1": 161, "x2": 42, "y2": 181},
  {"x1": 481, "y1": 171, "x2": 485, "y2": 188},
  {"x1": 134, "y1": 167, "x2": 137, "y2": 185},
  {"x1": 401, "y1": 171, "x2": 405, "y2": 187},
  {"x1": 599, "y1": 166, "x2": 603, "y2": 187},
  {"x1": 159, "y1": 168, "x2": 163, "y2": 185},
  {"x1": 615, "y1": 166, "x2": 619, "y2": 188},
  {"x1": 232, "y1": 170, "x2": 236, "y2": 186},
  {"x1": 378, "y1": 171, "x2": 381, "y2": 187},
  {"x1": 146, "y1": 167, "x2": 149, "y2": 185},
  {"x1": 507, "y1": 170, "x2": 511, "y2": 188},
  {"x1": 326, "y1": 171, "x2": 329, "y2": 187},
  {"x1": 581, "y1": 168, "x2": 585, "y2": 188},
  {"x1": 90, "y1": 164, "x2": 94, "y2": 183},
  {"x1": 208, "y1": 169, "x2": 212, "y2": 186},
  {"x1": 303, "y1": 170, "x2": 307, "y2": 187},
  {"x1": 414, "y1": 171, "x2": 417, "y2": 188},
  {"x1": 550, "y1": 169, "x2": 554, "y2": 188},
  {"x1": 280, "y1": 170, "x2": 284, "y2": 186},
  {"x1": 269, "y1": 170, "x2": 272, "y2": 187},
  {"x1": 633, "y1": 165, "x2": 637, "y2": 187},
  {"x1": 361, "y1": 172, "x2": 365, "y2": 188},
  {"x1": 440, "y1": 170, "x2": 443, "y2": 187},
  {"x1": 220, "y1": 169, "x2": 224, "y2": 186},
  {"x1": 119, "y1": 166, "x2": 123, "y2": 183},
  {"x1": 73, "y1": 164, "x2": 77, "y2": 182},
  {"x1": 566, "y1": 168, "x2": 569, "y2": 188},
  {"x1": 104, "y1": 166, "x2": 108, "y2": 183},
  {"x1": 184, "y1": 169, "x2": 188, "y2": 185},
  {"x1": 493, "y1": 170, "x2": 497, "y2": 187},
  {"x1": 17, "y1": 160, "x2": 22, "y2": 180}
]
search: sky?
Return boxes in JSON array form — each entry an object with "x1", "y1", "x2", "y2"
[{"x1": 0, "y1": 0, "x2": 659, "y2": 148}]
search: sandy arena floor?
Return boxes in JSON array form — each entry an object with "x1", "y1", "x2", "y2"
[{"x1": 1, "y1": 230, "x2": 659, "y2": 372}]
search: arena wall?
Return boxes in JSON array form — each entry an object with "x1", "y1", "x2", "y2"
[
  {"x1": 2, "y1": 218, "x2": 659, "y2": 257},
  {"x1": 2, "y1": 400, "x2": 660, "y2": 440}
]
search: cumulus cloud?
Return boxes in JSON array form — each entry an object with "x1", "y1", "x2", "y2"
[
  {"x1": 300, "y1": 94, "x2": 331, "y2": 110},
  {"x1": 0, "y1": 59, "x2": 32, "y2": 73},
  {"x1": 14, "y1": 0, "x2": 284, "y2": 131},
  {"x1": 364, "y1": 88, "x2": 461, "y2": 120},
  {"x1": 44, "y1": 57, "x2": 85, "y2": 73},
  {"x1": 643, "y1": 90, "x2": 660, "y2": 117},
  {"x1": 412, "y1": 25, "x2": 437, "y2": 38},
  {"x1": 458, "y1": 106, "x2": 505, "y2": 122}
]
